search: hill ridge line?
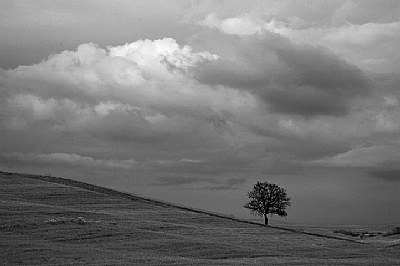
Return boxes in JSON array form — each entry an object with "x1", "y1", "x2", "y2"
[{"x1": 1, "y1": 170, "x2": 364, "y2": 244}]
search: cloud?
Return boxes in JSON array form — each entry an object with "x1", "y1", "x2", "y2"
[
  {"x1": 312, "y1": 145, "x2": 400, "y2": 168},
  {"x1": 154, "y1": 176, "x2": 218, "y2": 186},
  {"x1": 194, "y1": 31, "x2": 368, "y2": 117},
  {"x1": 200, "y1": 13, "x2": 261, "y2": 36},
  {"x1": 225, "y1": 177, "x2": 246, "y2": 186},
  {"x1": 154, "y1": 175, "x2": 246, "y2": 190},
  {"x1": 2, "y1": 39, "x2": 218, "y2": 103},
  {"x1": 0, "y1": 152, "x2": 138, "y2": 170},
  {"x1": 5, "y1": 94, "x2": 86, "y2": 130},
  {"x1": 0, "y1": 38, "x2": 261, "y2": 148},
  {"x1": 145, "y1": 154, "x2": 254, "y2": 176},
  {"x1": 198, "y1": 11, "x2": 400, "y2": 74},
  {"x1": 260, "y1": 20, "x2": 400, "y2": 47},
  {"x1": 1, "y1": 151, "x2": 249, "y2": 178},
  {"x1": 0, "y1": 34, "x2": 399, "y2": 186},
  {"x1": 199, "y1": 8, "x2": 400, "y2": 45},
  {"x1": 322, "y1": 22, "x2": 400, "y2": 46},
  {"x1": 368, "y1": 169, "x2": 400, "y2": 182},
  {"x1": 199, "y1": 13, "x2": 291, "y2": 37}
]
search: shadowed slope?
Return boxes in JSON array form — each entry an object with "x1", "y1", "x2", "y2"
[{"x1": 0, "y1": 171, "x2": 398, "y2": 265}]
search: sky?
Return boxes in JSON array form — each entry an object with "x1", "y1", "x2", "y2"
[{"x1": 1, "y1": 0, "x2": 400, "y2": 225}]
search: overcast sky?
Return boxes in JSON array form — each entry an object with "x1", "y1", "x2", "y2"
[{"x1": 1, "y1": 0, "x2": 400, "y2": 225}]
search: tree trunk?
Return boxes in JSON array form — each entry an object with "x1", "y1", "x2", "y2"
[{"x1": 264, "y1": 214, "x2": 268, "y2": 225}]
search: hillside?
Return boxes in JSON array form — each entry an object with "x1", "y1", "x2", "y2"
[{"x1": 1, "y1": 171, "x2": 399, "y2": 265}]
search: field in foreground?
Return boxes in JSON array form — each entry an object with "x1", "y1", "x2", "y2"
[{"x1": 1, "y1": 171, "x2": 399, "y2": 265}]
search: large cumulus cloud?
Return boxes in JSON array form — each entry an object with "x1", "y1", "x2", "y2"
[
  {"x1": 1, "y1": 32, "x2": 400, "y2": 184},
  {"x1": 0, "y1": 37, "x2": 269, "y2": 180},
  {"x1": 0, "y1": 38, "x2": 259, "y2": 146}
]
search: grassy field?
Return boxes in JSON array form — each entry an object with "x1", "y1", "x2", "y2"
[{"x1": 1, "y1": 171, "x2": 399, "y2": 265}]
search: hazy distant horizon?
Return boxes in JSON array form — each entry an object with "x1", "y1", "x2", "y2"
[{"x1": 1, "y1": 0, "x2": 400, "y2": 225}]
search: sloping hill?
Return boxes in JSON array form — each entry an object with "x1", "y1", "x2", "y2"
[{"x1": 1, "y1": 171, "x2": 399, "y2": 265}]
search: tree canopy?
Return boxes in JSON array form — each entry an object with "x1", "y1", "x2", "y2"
[{"x1": 244, "y1": 181, "x2": 291, "y2": 225}]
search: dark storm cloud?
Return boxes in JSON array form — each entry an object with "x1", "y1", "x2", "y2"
[
  {"x1": 367, "y1": 159, "x2": 400, "y2": 182},
  {"x1": 195, "y1": 32, "x2": 369, "y2": 117},
  {"x1": 267, "y1": 88, "x2": 348, "y2": 116},
  {"x1": 368, "y1": 169, "x2": 400, "y2": 181}
]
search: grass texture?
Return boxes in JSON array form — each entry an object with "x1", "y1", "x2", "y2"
[{"x1": 1, "y1": 171, "x2": 399, "y2": 265}]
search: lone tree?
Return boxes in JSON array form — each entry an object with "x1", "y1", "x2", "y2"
[{"x1": 244, "y1": 181, "x2": 291, "y2": 225}]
